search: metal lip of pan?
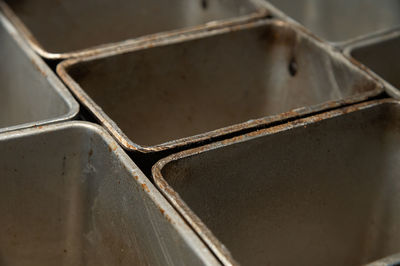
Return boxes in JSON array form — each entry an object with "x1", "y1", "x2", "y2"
[
  {"x1": 57, "y1": 19, "x2": 384, "y2": 154},
  {"x1": 0, "y1": 121, "x2": 220, "y2": 266},
  {"x1": 0, "y1": 0, "x2": 269, "y2": 60},
  {"x1": 152, "y1": 98, "x2": 400, "y2": 266},
  {"x1": 260, "y1": 0, "x2": 400, "y2": 47},
  {"x1": 343, "y1": 27, "x2": 400, "y2": 99},
  {"x1": 0, "y1": 12, "x2": 79, "y2": 133}
]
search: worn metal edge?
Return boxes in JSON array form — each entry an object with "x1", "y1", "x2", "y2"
[
  {"x1": 0, "y1": 121, "x2": 221, "y2": 265},
  {"x1": 0, "y1": 0, "x2": 269, "y2": 59},
  {"x1": 152, "y1": 98, "x2": 399, "y2": 266},
  {"x1": 58, "y1": 18, "x2": 384, "y2": 154},
  {"x1": 0, "y1": 12, "x2": 79, "y2": 134}
]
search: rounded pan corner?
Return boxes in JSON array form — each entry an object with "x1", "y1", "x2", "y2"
[
  {"x1": 341, "y1": 28, "x2": 400, "y2": 100},
  {"x1": 0, "y1": 9, "x2": 80, "y2": 133}
]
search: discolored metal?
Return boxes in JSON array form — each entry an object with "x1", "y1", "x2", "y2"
[
  {"x1": 58, "y1": 19, "x2": 383, "y2": 154},
  {"x1": 0, "y1": 11, "x2": 78, "y2": 133},
  {"x1": 262, "y1": 0, "x2": 400, "y2": 45},
  {"x1": 153, "y1": 99, "x2": 400, "y2": 266},
  {"x1": 0, "y1": 0, "x2": 268, "y2": 59}
]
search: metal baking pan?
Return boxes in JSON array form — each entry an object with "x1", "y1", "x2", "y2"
[
  {"x1": 153, "y1": 99, "x2": 400, "y2": 266},
  {"x1": 262, "y1": 0, "x2": 400, "y2": 45},
  {"x1": 58, "y1": 19, "x2": 383, "y2": 154},
  {"x1": 0, "y1": 0, "x2": 268, "y2": 59},
  {"x1": 343, "y1": 28, "x2": 400, "y2": 99},
  {"x1": 0, "y1": 12, "x2": 78, "y2": 133},
  {"x1": 0, "y1": 122, "x2": 219, "y2": 266}
]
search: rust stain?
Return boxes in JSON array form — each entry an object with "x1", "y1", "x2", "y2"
[
  {"x1": 160, "y1": 183, "x2": 180, "y2": 199},
  {"x1": 280, "y1": 110, "x2": 300, "y2": 119},
  {"x1": 164, "y1": 214, "x2": 173, "y2": 223},
  {"x1": 106, "y1": 143, "x2": 118, "y2": 153},
  {"x1": 221, "y1": 134, "x2": 246, "y2": 145},
  {"x1": 141, "y1": 183, "x2": 150, "y2": 193},
  {"x1": 30, "y1": 58, "x2": 47, "y2": 77}
]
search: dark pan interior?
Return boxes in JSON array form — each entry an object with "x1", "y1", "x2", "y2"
[{"x1": 160, "y1": 101, "x2": 400, "y2": 266}]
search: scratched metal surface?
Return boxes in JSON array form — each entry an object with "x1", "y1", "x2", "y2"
[
  {"x1": 154, "y1": 99, "x2": 400, "y2": 266},
  {"x1": 0, "y1": 122, "x2": 219, "y2": 266}
]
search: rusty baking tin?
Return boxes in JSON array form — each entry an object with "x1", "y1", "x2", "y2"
[
  {"x1": 0, "y1": 0, "x2": 268, "y2": 59},
  {"x1": 0, "y1": 121, "x2": 219, "y2": 265},
  {"x1": 58, "y1": 19, "x2": 383, "y2": 154},
  {"x1": 153, "y1": 99, "x2": 400, "y2": 266}
]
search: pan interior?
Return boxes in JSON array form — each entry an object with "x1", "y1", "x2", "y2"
[
  {"x1": 68, "y1": 22, "x2": 377, "y2": 147},
  {"x1": 161, "y1": 102, "x2": 400, "y2": 266}
]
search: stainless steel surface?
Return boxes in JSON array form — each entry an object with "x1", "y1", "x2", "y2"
[
  {"x1": 0, "y1": 122, "x2": 219, "y2": 266},
  {"x1": 262, "y1": 0, "x2": 400, "y2": 45},
  {"x1": 0, "y1": 0, "x2": 268, "y2": 59},
  {"x1": 153, "y1": 99, "x2": 400, "y2": 266},
  {"x1": 344, "y1": 28, "x2": 400, "y2": 99},
  {"x1": 58, "y1": 19, "x2": 383, "y2": 153},
  {"x1": 0, "y1": 12, "x2": 78, "y2": 133}
]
